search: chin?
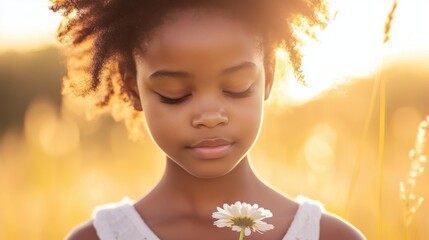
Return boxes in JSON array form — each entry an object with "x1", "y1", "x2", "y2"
[
  {"x1": 178, "y1": 158, "x2": 243, "y2": 179},
  {"x1": 185, "y1": 164, "x2": 237, "y2": 179}
]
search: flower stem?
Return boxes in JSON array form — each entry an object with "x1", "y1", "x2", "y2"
[{"x1": 239, "y1": 227, "x2": 245, "y2": 240}]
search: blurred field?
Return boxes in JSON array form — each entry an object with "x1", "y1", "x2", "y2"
[{"x1": 0, "y1": 47, "x2": 428, "y2": 239}]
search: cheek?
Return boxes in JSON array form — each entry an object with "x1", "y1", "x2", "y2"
[
  {"x1": 143, "y1": 105, "x2": 181, "y2": 133},
  {"x1": 140, "y1": 85, "x2": 182, "y2": 129},
  {"x1": 229, "y1": 93, "x2": 264, "y2": 137},
  {"x1": 141, "y1": 100, "x2": 189, "y2": 153}
]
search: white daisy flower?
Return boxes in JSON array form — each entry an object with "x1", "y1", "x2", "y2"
[{"x1": 212, "y1": 201, "x2": 274, "y2": 239}]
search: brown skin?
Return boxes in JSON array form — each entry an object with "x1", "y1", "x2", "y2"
[{"x1": 66, "y1": 9, "x2": 365, "y2": 240}]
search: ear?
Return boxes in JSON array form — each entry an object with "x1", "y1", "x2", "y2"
[
  {"x1": 263, "y1": 52, "x2": 275, "y2": 100},
  {"x1": 119, "y1": 60, "x2": 143, "y2": 111}
]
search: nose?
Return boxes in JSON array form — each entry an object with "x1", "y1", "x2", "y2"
[{"x1": 191, "y1": 99, "x2": 229, "y2": 128}]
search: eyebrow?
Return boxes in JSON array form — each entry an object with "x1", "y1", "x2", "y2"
[
  {"x1": 149, "y1": 61, "x2": 257, "y2": 80},
  {"x1": 149, "y1": 70, "x2": 191, "y2": 80},
  {"x1": 222, "y1": 62, "x2": 256, "y2": 75}
]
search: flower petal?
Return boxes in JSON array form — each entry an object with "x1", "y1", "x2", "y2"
[
  {"x1": 212, "y1": 201, "x2": 274, "y2": 236},
  {"x1": 245, "y1": 227, "x2": 251, "y2": 236}
]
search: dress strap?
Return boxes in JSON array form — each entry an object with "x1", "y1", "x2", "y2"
[
  {"x1": 282, "y1": 196, "x2": 324, "y2": 240},
  {"x1": 92, "y1": 198, "x2": 160, "y2": 240}
]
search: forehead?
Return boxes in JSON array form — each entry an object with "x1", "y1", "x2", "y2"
[
  {"x1": 136, "y1": 9, "x2": 264, "y2": 69},
  {"x1": 140, "y1": 7, "x2": 262, "y2": 51},
  {"x1": 156, "y1": 8, "x2": 259, "y2": 39}
]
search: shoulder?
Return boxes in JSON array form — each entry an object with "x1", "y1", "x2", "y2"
[
  {"x1": 319, "y1": 213, "x2": 365, "y2": 240},
  {"x1": 65, "y1": 221, "x2": 99, "y2": 240}
]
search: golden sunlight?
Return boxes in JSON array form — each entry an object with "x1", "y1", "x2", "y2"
[
  {"x1": 272, "y1": 0, "x2": 429, "y2": 105},
  {"x1": 2, "y1": 1, "x2": 429, "y2": 240},
  {"x1": 0, "y1": 0, "x2": 61, "y2": 52}
]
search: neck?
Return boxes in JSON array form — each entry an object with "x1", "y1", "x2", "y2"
[{"x1": 149, "y1": 156, "x2": 266, "y2": 218}]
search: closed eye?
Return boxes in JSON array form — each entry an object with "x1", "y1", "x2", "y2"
[
  {"x1": 157, "y1": 93, "x2": 191, "y2": 104},
  {"x1": 223, "y1": 85, "x2": 253, "y2": 98}
]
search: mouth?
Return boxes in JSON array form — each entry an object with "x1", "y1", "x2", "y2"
[{"x1": 187, "y1": 138, "x2": 234, "y2": 160}]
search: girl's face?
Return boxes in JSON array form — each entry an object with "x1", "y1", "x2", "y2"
[{"x1": 131, "y1": 9, "x2": 273, "y2": 179}]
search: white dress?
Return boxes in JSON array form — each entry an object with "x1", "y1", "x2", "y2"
[{"x1": 93, "y1": 196, "x2": 324, "y2": 240}]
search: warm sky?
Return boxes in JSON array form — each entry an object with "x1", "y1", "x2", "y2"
[
  {"x1": 273, "y1": 0, "x2": 429, "y2": 102},
  {"x1": 0, "y1": 0, "x2": 61, "y2": 51},
  {"x1": 0, "y1": 0, "x2": 428, "y2": 103}
]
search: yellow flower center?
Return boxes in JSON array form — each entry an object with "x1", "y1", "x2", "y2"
[{"x1": 231, "y1": 216, "x2": 255, "y2": 228}]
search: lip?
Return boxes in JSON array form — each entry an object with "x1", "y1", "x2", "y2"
[{"x1": 188, "y1": 138, "x2": 233, "y2": 159}]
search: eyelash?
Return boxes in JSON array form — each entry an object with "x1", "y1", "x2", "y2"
[
  {"x1": 158, "y1": 94, "x2": 191, "y2": 105},
  {"x1": 158, "y1": 87, "x2": 253, "y2": 105},
  {"x1": 224, "y1": 88, "x2": 253, "y2": 98}
]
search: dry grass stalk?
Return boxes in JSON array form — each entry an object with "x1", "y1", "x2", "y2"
[
  {"x1": 377, "y1": 76, "x2": 386, "y2": 240},
  {"x1": 384, "y1": 0, "x2": 398, "y2": 43},
  {"x1": 345, "y1": 5, "x2": 399, "y2": 239},
  {"x1": 377, "y1": 2, "x2": 398, "y2": 239},
  {"x1": 400, "y1": 115, "x2": 429, "y2": 239}
]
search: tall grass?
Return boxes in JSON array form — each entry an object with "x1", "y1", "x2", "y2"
[
  {"x1": 378, "y1": 1, "x2": 398, "y2": 238},
  {"x1": 400, "y1": 116, "x2": 429, "y2": 240},
  {"x1": 344, "y1": 2, "x2": 398, "y2": 239}
]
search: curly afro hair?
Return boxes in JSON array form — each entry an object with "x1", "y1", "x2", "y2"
[{"x1": 50, "y1": 0, "x2": 329, "y2": 135}]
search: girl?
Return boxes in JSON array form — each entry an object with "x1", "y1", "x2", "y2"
[{"x1": 51, "y1": 0, "x2": 365, "y2": 239}]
